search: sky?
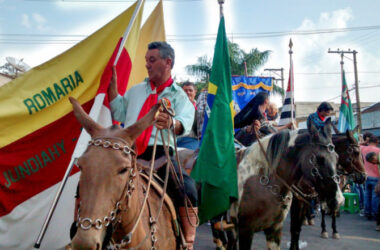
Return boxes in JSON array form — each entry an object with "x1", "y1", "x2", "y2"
[{"x1": 1, "y1": 0, "x2": 380, "y2": 108}]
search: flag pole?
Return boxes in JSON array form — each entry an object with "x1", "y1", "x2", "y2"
[
  {"x1": 114, "y1": 0, "x2": 144, "y2": 66},
  {"x1": 218, "y1": 0, "x2": 225, "y2": 18},
  {"x1": 34, "y1": 1, "x2": 144, "y2": 248},
  {"x1": 288, "y1": 38, "x2": 296, "y2": 127},
  {"x1": 34, "y1": 158, "x2": 77, "y2": 248}
]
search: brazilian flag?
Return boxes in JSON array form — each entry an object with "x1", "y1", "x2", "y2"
[{"x1": 191, "y1": 16, "x2": 238, "y2": 224}]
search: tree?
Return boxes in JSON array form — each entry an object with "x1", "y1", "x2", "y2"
[
  {"x1": 185, "y1": 41, "x2": 286, "y2": 96},
  {"x1": 228, "y1": 42, "x2": 270, "y2": 76},
  {"x1": 185, "y1": 55, "x2": 212, "y2": 83}
]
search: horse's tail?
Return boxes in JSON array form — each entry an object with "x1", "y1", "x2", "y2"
[{"x1": 267, "y1": 130, "x2": 290, "y2": 170}]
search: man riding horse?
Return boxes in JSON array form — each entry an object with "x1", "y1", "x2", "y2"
[{"x1": 73, "y1": 41, "x2": 199, "y2": 249}]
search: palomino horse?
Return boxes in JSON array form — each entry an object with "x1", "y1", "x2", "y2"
[
  {"x1": 289, "y1": 129, "x2": 366, "y2": 250},
  {"x1": 232, "y1": 119, "x2": 343, "y2": 249},
  {"x1": 69, "y1": 97, "x2": 177, "y2": 250}
]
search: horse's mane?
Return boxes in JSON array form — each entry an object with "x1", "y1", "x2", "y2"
[
  {"x1": 237, "y1": 129, "x2": 296, "y2": 201},
  {"x1": 267, "y1": 130, "x2": 291, "y2": 171}
]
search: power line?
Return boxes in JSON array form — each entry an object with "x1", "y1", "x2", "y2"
[
  {"x1": 24, "y1": 0, "x2": 201, "y2": 2},
  {"x1": 2, "y1": 25, "x2": 380, "y2": 44}
]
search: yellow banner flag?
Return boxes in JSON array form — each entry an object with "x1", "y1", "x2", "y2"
[
  {"x1": 0, "y1": 1, "x2": 144, "y2": 148},
  {"x1": 128, "y1": 0, "x2": 166, "y2": 89}
]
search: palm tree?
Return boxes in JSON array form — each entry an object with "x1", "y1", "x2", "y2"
[
  {"x1": 185, "y1": 55, "x2": 212, "y2": 83},
  {"x1": 186, "y1": 41, "x2": 285, "y2": 96},
  {"x1": 228, "y1": 42, "x2": 270, "y2": 76}
]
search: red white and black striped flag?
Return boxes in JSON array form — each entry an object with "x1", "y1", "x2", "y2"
[{"x1": 278, "y1": 39, "x2": 296, "y2": 126}]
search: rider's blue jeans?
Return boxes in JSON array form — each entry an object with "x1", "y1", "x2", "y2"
[{"x1": 364, "y1": 176, "x2": 379, "y2": 218}]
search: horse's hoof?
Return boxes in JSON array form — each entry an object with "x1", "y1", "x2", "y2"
[
  {"x1": 308, "y1": 219, "x2": 315, "y2": 226},
  {"x1": 321, "y1": 232, "x2": 328, "y2": 238},
  {"x1": 333, "y1": 233, "x2": 340, "y2": 239},
  {"x1": 302, "y1": 219, "x2": 308, "y2": 225},
  {"x1": 213, "y1": 238, "x2": 225, "y2": 250}
]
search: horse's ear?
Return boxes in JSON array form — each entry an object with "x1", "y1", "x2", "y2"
[
  {"x1": 124, "y1": 104, "x2": 160, "y2": 142},
  {"x1": 323, "y1": 117, "x2": 333, "y2": 139},
  {"x1": 69, "y1": 97, "x2": 103, "y2": 137},
  {"x1": 307, "y1": 118, "x2": 319, "y2": 141},
  {"x1": 353, "y1": 125, "x2": 360, "y2": 134},
  {"x1": 346, "y1": 129, "x2": 356, "y2": 143}
]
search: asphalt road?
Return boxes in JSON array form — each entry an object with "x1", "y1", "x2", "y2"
[{"x1": 194, "y1": 211, "x2": 380, "y2": 249}]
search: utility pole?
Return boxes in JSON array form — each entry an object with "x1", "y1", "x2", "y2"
[
  {"x1": 264, "y1": 68, "x2": 284, "y2": 102},
  {"x1": 328, "y1": 48, "x2": 362, "y2": 132}
]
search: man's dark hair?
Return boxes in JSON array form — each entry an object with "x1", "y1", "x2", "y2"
[
  {"x1": 183, "y1": 81, "x2": 195, "y2": 89},
  {"x1": 254, "y1": 92, "x2": 269, "y2": 106},
  {"x1": 148, "y1": 41, "x2": 175, "y2": 68},
  {"x1": 365, "y1": 152, "x2": 377, "y2": 162},
  {"x1": 368, "y1": 135, "x2": 379, "y2": 144},
  {"x1": 317, "y1": 102, "x2": 334, "y2": 112},
  {"x1": 363, "y1": 132, "x2": 374, "y2": 141}
]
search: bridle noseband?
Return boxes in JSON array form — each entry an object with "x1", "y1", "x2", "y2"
[{"x1": 89, "y1": 137, "x2": 136, "y2": 156}]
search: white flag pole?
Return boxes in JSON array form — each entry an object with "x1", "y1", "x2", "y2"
[
  {"x1": 34, "y1": 1, "x2": 144, "y2": 248},
  {"x1": 114, "y1": 0, "x2": 144, "y2": 66}
]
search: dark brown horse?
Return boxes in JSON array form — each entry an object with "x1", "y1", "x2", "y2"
[
  {"x1": 289, "y1": 129, "x2": 366, "y2": 249},
  {"x1": 69, "y1": 97, "x2": 177, "y2": 250},
  {"x1": 233, "y1": 119, "x2": 343, "y2": 249}
]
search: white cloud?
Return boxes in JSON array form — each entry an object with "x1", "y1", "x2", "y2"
[
  {"x1": 21, "y1": 14, "x2": 30, "y2": 28},
  {"x1": 32, "y1": 13, "x2": 47, "y2": 31},
  {"x1": 255, "y1": 7, "x2": 380, "y2": 103}
]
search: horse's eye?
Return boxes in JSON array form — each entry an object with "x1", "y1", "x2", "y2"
[{"x1": 118, "y1": 168, "x2": 128, "y2": 175}]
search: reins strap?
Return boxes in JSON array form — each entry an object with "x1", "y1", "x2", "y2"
[
  {"x1": 122, "y1": 132, "x2": 160, "y2": 247},
  {"x1": 170, "y1": 119, "x2": 199, "y2": 227}
]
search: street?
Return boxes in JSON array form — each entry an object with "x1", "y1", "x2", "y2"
[{"x1": 194, "y1": 211, "x2": 380, "y2": 249}]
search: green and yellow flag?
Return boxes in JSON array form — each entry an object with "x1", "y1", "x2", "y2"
[{"x1": 191, "y1": 16, "x2": 237, "y2": 223}]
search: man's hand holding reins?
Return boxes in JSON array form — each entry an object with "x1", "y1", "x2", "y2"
[{"x1": 155, "y1": 110, "x2": 183, "y2": 135}]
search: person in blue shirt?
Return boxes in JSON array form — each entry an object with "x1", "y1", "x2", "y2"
[{"x1": 307, "y1": 101, "x2": 337, "y2": 132}]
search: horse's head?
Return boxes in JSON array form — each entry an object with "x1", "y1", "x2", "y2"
[
  {"x1": 69, "y1": 97, "x2": 159, "y2": 250},
  {"x1": 333, "y1": 128, "x2": 366, "y2": 184},
  {"x1": 294, "y1": 118, "x2": 343, "y2": 211}
]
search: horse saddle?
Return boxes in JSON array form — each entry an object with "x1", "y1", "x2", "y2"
[{"x1": 137, "y1": 156, "x2": 168, "y2": 171}]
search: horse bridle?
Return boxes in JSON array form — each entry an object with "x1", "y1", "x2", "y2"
[
  {"x1": 335, "y1": 142, "x2": 365, "y2": 176},
  {"x1": 76, "y1": 137, "x2": 137, "y2": 232},
  {"x1": 307, "y1": 144, "x2": 341, "y2": 185}
]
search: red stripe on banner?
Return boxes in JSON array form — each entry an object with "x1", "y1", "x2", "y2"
[
  {"x1": 97, "y1": 38, "x2": 133, "y2": 108},
  {"x1": 0, "y1": 101, "x2": 93, "y2": 217}
]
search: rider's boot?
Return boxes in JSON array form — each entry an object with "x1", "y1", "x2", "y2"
[{"x1": 179, "y1": 207, "x2": 198, "y2": 250}]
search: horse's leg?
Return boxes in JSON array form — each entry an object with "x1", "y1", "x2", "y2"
[
  {"x1": 238, "y1": 226, "x2": 253, "y2": 250},
  {"x1": 264, "y1": 227, "x2": 282, "y2": 250},
  {"x1": 332, "y1": 212, "x2": 340, "y2": 239},
  {"x1": 226, "y1": 229, "x2": 237, "y2": 250},
  {"x1": 226, "y1": 216, "x2": 238, "y2": 250},
  {"x1": 320, "y1": 208, "x2": 328, "y2": 238},
  {"x1": 289, "y1": 197, "x2": 307, "y2": 250},
  {"x1": 210, "y1": 222, "x2": 226, "y2": 250}
]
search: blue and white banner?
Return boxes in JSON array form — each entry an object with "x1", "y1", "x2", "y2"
[{"x1": 231, "y1": 76, "x2": 272, "y2": 112}]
